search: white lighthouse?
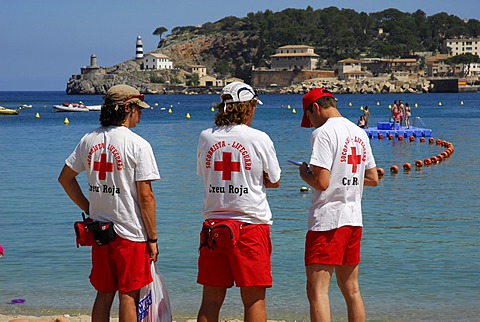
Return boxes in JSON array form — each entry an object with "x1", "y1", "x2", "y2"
[{"x1": 136, "y1": 35, "x2": 144, "y2": 59}]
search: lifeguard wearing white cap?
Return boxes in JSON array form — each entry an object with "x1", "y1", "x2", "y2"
[{"x1": 221, "y1": 82, "x2": 263, "y2": 105}]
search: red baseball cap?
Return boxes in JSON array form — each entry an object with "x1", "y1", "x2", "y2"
[{"x1": 301, "y1": 88, "x2": 334, "y2": 128}]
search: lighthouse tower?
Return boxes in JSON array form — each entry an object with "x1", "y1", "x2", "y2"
[{"x1": 135, "y1": 35, "x2": 144, "y2": 60}]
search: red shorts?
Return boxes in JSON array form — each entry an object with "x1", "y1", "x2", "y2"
[
  {"x1": 90, "y1": 236, "x2": 152, "y2": 293},
  {"x1": 197, "y1": 220, "x2": 272, "y2": 288},
  {"x1": 305, "y1": 226, "x2": 362, "y2": 266}
]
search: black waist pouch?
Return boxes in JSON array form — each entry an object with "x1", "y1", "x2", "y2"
[{"x1": 86, "y1": 221, "x2": 116, "y2": 246}]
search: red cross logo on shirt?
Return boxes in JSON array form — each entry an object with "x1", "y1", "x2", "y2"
[
  {"x1": 214, "y1": 152, "x2": 240, "y2": 180},
  {"x1": 94, "y1": 153, "x2": 114, "y2": 180},
  {"x1": 347, "y1": 147, "x2": 361, "y2": 173}
]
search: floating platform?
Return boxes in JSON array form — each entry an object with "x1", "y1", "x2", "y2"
[{"x1": 364, "y1": 121, "x2": 432, "y2": 139}]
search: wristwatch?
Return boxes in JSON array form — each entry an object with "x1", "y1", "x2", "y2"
[{"x1": 148, "y1": 238, "x2": 158, "y2": 243}]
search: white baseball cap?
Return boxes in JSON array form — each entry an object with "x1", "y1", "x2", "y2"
[{"x1": 221, "y1": 82, "x2": 263, "y2": 105}]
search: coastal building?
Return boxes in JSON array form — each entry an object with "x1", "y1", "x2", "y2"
[
  {"x1": 80, "y1": 54, "x2": 101, "y2": 74},
  {"x1": 142, "y1": 53, "x2": 173, "y2": 70},
  {"x1": 361, "y1": 58, "x2": 418, "y2": 75},
  {"x1": 337, "y1": 58, "x2": 369, "y2": 80},
  {"x1": 188, "y1": 65, "x2": 207, "y2": 78},
  {"x1": 270, "y1": 45, "x2": 319, "y2": 71},
  {"x1": 444, "y1": 38, "x2": 480, "y2": 57},
  {"x1": 136, "y1": 35, "x2": 144, "y2": 60}
]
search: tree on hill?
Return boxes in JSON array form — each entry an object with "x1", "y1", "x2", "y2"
[{"x1": 153, "y1": 26, "x2": 168, "y2": 47}]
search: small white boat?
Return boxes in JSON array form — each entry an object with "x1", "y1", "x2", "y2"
[
  {"x1": 19, "y1": 104, "x2": 32, "y2": 109},
  {"x1": 52, "y1": 101, "x2": 101, "y2": 112}
]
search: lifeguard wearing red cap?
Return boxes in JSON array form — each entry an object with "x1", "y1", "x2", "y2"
[{"x1": 301, "y1": 88, "x2": 335, "y2": 128}]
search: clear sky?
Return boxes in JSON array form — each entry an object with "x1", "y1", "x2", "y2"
[{"x1": 1, "y1": 0, "x2": 479, "y2": 91}]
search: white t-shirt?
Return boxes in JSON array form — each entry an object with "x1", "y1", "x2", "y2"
[
  {"x1": 197, "y1": 124, "x2": 281, "y2": 224},
  {"x1": 308, "y1": 117, "x2": 376, "y2": 231},
  {"x1": 66, "y1": 126, "x2": 160, "y2": 241}
]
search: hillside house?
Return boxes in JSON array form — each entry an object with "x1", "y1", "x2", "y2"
[
  {"x1": 189, "y1": 65, "x2": 207, "y2": 78},
  {"x1": 142, "y1": 53, "x2": 173, "y2": 70},
  {"x1": 337, "y1": 58, "x2": 367, "y2": 80},
  {"x1": 444, "y1": 38, "x2": 480, "y2": 57},
  {"x1": 270, "y1": 45, "x2": 319, "y2": 71}
]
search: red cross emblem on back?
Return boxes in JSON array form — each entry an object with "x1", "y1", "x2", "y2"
[
  {"x1": 347, "y1": 147, "x2": 361, "y2": 173},
  {"x1": 94, "y1": 153, "x2": 114, "y2": 180},
  {"x1": 214, "y1": 152, "x2": 240, "y2": 180}
]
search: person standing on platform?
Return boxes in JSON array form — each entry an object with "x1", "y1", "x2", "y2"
[
  {"x1": 196, "y1": 82, "x2": 281, "y2": 322},
  {"x1": 298, "y1": 88, "x2": 378, "y2": 322},
  {"x1": 58, "y1": 85, "x2": 160, "y2": 322}
]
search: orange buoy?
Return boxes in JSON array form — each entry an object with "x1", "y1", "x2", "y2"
[
  {"x1": 378, "y1": 133, "x2": 384, "y2": 139},
  {"x1": 441, "y1": 151, "x2": 449, "y2": 158},
  {"x1": 398, "y1": 135, "x2": 404, "y2": 141},
  {"x1": 415, "y1": 160, "x2": 423, "y2": 167},
  {"x1": 436, "y1": 139, "x2": 442, "y2": 145},
  {"x1": 377, "y1": 168, "x2": 385, "y2": 176},
  {"x1": 431, "y1": 156, "x2": 438, "y2": 163},
  {"x1": 403, "y1": 163, "x2": 412, "y2": 170},
  {"x1": 409, "y1": 135, "x2": 415, "y2": 142},
  {"x1": 424, "y1": 158, "x2": 432, "y2": 165},
  {"x1": 388, "y1": 134, "x2": 394, "y2": 140},
  {"x1": 429, "y1": 138, "x2": 434, "y2": 144},
  {"x1": 436, "y1": 155, "x2": 443, "y2": 162},
  {"x1": 419, "y1": 137, "x2": 425, "y2": 143},
  {"x1": 390, "y1": 165, "x2": 399, "y2": 173}
]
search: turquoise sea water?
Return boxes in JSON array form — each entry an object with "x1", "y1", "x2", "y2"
[{"x1": 0, "y1": 91, "x2": 479, "y2": 321}]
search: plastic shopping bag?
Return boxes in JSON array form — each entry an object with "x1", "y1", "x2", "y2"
[{"x1": 138, "y1": 262, "x2": 172, "y2": 322}]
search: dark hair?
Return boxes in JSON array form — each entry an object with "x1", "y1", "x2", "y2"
[
  {"x1": 214, "y1": 96, "x2": 256, "y2": 126},
  {"x1": 100, "y1": 99, "x2": 129, "y2": 126},
  {"x1": 313, "y1": 96, "x2": 337, "y2": 109}
]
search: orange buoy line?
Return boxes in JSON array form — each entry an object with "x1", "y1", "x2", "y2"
[{"x1": 380, "y1": 137, "x2": 454, "y2": 175}]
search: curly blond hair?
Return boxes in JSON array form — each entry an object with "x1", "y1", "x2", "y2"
[{"x1": 214, "y1": 95, "x2": 257, "y2": 126}]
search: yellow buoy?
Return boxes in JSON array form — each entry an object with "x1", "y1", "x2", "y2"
[
  {"x1": 154, "y1": 103, "x2": 158, "y2": 106},
  {"x1": 211, "y1": 107, "x2": 215, "y2": 112},
  {"x1": 376, "y1": 101, "x2": 380, "y2": 106},
  {"x1": 300, "y1": 186, "x2": 309, "y2": 192},
  {"x1": 348, "y1": 102, "x2": 352, "y2": 106},
  {"x1": 287, "y1": 104, "x2": 291, "y2": 109},
  {"x1": 438, "y1": 102, "x2": 442, "y2": 106},
  {"x1": 414, "y1": 103, "x2": 418, "y2": 108},
  {"x1": 388, "y1": 105, "x2": 392, "y2": 109},
  {"x1": 460, "y1": 101, "x2": 464, "y2": 105},
  {"x1": 35, "y1": 112, "x2": 40, "y2": 118},
  {"x1": 168, "y1": 108, "x2": 172, "y2": 113},
  {"x1": 186, "y1": 113, "x2": 191, "y2": 119},
  {"x1": 64, "y1": 117, "x2": 69, "y2": 125},
  {"x1": 291, "y1": 108, "x2": 297, "y2": 114},
  {"x1": 360, "y1": 106, "x2": 363, "y2": 110}
]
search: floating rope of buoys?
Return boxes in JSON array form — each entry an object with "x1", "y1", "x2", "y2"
[{"x1": 383, "y1": 137, "x2": 454, "y2": 175}]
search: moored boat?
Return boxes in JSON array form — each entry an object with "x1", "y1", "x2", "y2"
[
  {"x1": 52, "y1": 101, "x2": 101, "y2": 112},
  {"x1": 0, "y1": 106, "x2": 19, "y2": 115}
]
